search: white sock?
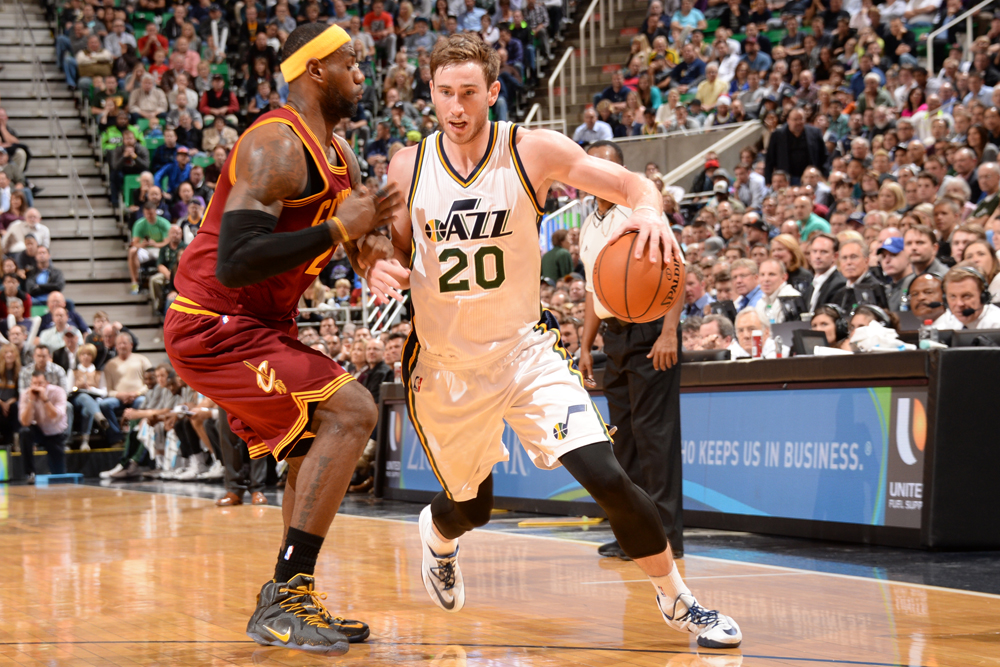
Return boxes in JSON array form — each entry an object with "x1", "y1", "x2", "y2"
[
  {"x1": 425, "y1": 519, "x2": 458, "y2": 555},
  {"x1": 649, "y1": 564, "x2": 691, "y2": 603}
]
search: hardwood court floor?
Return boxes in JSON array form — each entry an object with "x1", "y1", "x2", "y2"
[{"x1": 1, "y1": 485, "x2": 998, "y2": 667}]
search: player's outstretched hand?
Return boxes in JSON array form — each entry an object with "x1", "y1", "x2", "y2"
[
  {"x1": 368, "y1": 258, "x2": 410, "y2": 304},
  {"x1": 608, "y1": 208, "x2": 683, "y2": 267}
]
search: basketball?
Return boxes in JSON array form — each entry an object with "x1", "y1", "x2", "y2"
[{"x1": 593, "y1": 232, "x2": 685, "y2": 323}]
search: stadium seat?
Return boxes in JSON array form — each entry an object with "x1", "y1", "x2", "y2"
[
  {"x1": 123, "y1": 174, "x2": 142, "y2": 208},
  {"x1": 191, "y1": 153, "x2": 213, "y2": 168},
  {"x1": 210, "y1": 63, "x2": 231, "y2": 85}
]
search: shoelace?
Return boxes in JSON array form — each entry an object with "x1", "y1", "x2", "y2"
[
  {"x1": 682, "y1": 602, "x2": 720, "y2": 628},
  {"x1": 431, "y1": 555, "x2": 458, "y2": 590},
  {"x1": 279, "y1": 585, "x2": 333, "y2": 628}
]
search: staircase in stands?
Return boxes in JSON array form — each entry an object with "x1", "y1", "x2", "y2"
[
  {"x1": 530, "y1": 0, "x2": 651, "y2": 130},
  {"x1": 1, "y1": 0, "x2": 167, "y2": 366}
]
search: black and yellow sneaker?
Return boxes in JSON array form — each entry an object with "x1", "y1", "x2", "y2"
[{"x1": 246, "y1": 574, "x2": 368, "y2": 654}]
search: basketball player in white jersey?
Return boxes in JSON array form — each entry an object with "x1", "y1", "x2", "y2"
[{"x1": 366, "y1": 34, "x2": 741, "y2": 648}]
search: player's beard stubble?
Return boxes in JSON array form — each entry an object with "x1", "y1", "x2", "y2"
[{"x1": 321, "y1": 83, "x2": 358, "y2": 124}]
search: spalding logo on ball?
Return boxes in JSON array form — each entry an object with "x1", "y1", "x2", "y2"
[{"x1": 593, "y1": 232, "x2": 685, "y2": 323}]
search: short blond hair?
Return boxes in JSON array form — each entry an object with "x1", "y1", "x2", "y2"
[{"x1": 430, "y1": 32, "x2": 500, "y2": 87}]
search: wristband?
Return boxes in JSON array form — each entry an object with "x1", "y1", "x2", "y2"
[
  {"x1": 331, "y1": 216, "x2": 349, "y2": 243},
  {"x1": 633, "y1": 205, "x2": 660, "y2": 215}
]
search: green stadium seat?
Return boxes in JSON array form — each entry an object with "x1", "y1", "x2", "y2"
[
  {"x1": 191, "y1": 153, "x2": 213, "y2": 168},
  {"x1": 706, "y1": 18, "x2": 719, "y2": 34},
  {"x1": 680, "y1": 92, "x2": 696, "y2": 104},
  {"x1": 136, "y1": 117, "x2": 150, "y2": 133},
  {"x1": 146, "y1": 135, "x2": 164, "y2": 152},
  {"x1": 123, "y1": 174, "x2": 142, "y2": 207},
  {"x1": 210, "y1": 62, "x2": 230, "y2": 85}
]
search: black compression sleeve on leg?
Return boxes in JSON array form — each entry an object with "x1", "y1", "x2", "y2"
[
  {"x1": 560, "y1": 443, "x2": 668, "y2": 559},
  {"x1": 216, "y1": 209, "x2": 335, "y2": 288},
  {"x1": 430, "y1": 474, "x2": 495, "y2": 540}
]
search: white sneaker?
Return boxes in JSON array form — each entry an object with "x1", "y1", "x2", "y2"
[
  {"x1": 175, "y1": 460, "x2": 206, "y2": 480},
  {"x1": 197, "y1": 460, "x2": 224, "y2": 480},
  {"x1": 100, "y1": 463, "x2": 124, "y2": 479},
  {"x1": 657, "y1": 593, "x2": 742, "y2": 648},
  {"x1": 418, "y1": 505, "x2": 465, "y2": 613}
]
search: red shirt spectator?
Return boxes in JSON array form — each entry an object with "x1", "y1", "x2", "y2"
[{"x1": 137, "y1": 24, "x2": 168, "y2": 60}]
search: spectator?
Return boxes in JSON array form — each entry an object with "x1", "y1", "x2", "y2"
[
  {"x1": 682, "y1": 264, "x2": 715, "y2": 319},
  {"x1": 698, "y1": 314, "x2": 735, "y2": 351},
  {"x1": 572, "y1": 108, "x2": 613, "y2": 144},
  {"x1": 541, "y1": 229, "x2": 574, "y2": 282},
  {"x1": 75, "y1": 35, "x2": 114, "y2": 93},
  {"x1": 198, "y1": 74, "x2": 240, "y2": 126},
  {"x1": 98, "y1": 332, "x2": 151, "y2": 452},
  {"x1": 38, "y1": 291, "x2": 89, "y2": 335},
  {"x1": 807, "y1": 233, "x2": 846, "y2": 311},
  {"x1": 19, "y1": 369, "x2": 69, "y2": 481},
  {"x1": 904, "y1": 224, "x2": 949, "y2": 278},
  {"x1": 3, "y1": 208, "x2": 50, "y2": 255},
  {"x1": 104, "y1": 17, "x2": 136, "y2": 59},
  {"x1": 0, "y1": 343, "x2": 19, "y2": 445},
  {"x1": 755, "y1": 258, "x2": 803, "y2": 324},
  {"x1": 934, "y1": 266, "x2": 1000, "y2": 329},
  {"x1": 109, "y1": 129, "x2": 150, "y2": 205},
  {"x1": 731, "y1": 258, "x2": 763, "y2": 311},
  {"x1": 764, "y1": 108, "x2": 827, "y2": 184},
  {"x1": 731, "y1": 308, "x2": 784, "y2": 358},
  {"x1": 810, "y1": 305, "x2": 850, "y2": 350},
  {"x1": 128, "y1": 74, "x2": 169, "y2": 124},
  {"x1": 770, "y1": 234, "x2": 813, "y2": 295},
  {"x1": 792, "y1": 195, "x2": 831, "y2": 242},
  {"x1": 832, "y1": 237, "x2": 887, "y2": 310},
  {"x1": 150, "y1": 225, "x2": 186, "y2": 314},
  {"x1": 153, "y1": 146, "x2": 192, "y2": 200},
  {"x1": 128, "y1": 201, "x2": 172, "y2": 295},
  {"x1": 878, "y1": 237, "x2": 916, "y2": 311},
  {"x1": 25, "y1": 246, "x2": 65, "y2": 304},
  {"x1": 663, "y1": 43, "x2": 706, "y2": 95},
  {"x1": 38, "y1": 307, "x2": 81, "y2": 354},
  {"x1": 363, "y1": 0, "x2": 398, "y2": 65}
]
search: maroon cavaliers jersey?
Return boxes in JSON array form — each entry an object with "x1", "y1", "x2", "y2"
[{"x1": 173, "y1": 106, "x2": 352, "y2": 321}]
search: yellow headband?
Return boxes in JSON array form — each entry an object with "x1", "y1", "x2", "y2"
[{"x1": 280, "y1": 25, "x2": 351, "y2": 83}]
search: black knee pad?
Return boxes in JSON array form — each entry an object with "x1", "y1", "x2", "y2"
[{"x1": 560, "y1": 443, "x2": 668, "y2": 559}]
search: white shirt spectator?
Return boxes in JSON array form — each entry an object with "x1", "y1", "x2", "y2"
[
  {"x1": 755, "y1": 283, "x2": 801, "y2": 325},
  {"x1": 933, "y1": 303, "x2": 1000, "y2": 330},
  {"x1": 572, "y1": 120, "x2": 613, "y2": 144},
  {"x1": 809, "y1": 265, "x2": 837, "y2": 312},
  {"x1": 905, "y1": 0, "x2": 940, "y2": 24},
  {"x1": 3, "y1": 219, "x2": 51, "y2": 254}
]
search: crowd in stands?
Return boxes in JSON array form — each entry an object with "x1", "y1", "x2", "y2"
[
  {"x1": 555, "y1": 0, "x2": 1000, "y2": 358},
  {"x1": 51, "y1": 0, "x2": 575, "y2": 302}
]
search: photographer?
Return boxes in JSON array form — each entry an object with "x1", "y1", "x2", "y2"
[{"x1": 19, "y1": 369, "x2": 68, "y2": 483}]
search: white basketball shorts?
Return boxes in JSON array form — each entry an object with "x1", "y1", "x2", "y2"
[{"x1": 401, "y1": 322, "x2": 611, "y2": 502}]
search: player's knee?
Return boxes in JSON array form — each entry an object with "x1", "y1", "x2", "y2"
[
  {"x1": 461, "y1": 494, "x2": 494, "y2": 528},
  {"x1": 315, "y1": 383, "x2": 377, "y2": 443}
]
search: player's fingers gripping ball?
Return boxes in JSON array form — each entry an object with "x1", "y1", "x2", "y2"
[{"x1": 594, "y1": 231, "x2": 685, "y2": 323}]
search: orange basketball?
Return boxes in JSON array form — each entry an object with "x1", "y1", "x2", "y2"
[{"x1": 593, "y1": 232, "x2": 685, "y2": 323}]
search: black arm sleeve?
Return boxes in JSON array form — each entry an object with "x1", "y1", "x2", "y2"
[{"x1": 216, "y1": 209, "x2": 335, "y2": 288}]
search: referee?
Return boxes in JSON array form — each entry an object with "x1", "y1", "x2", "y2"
[{"x1": 577, "y1": 141, "x2": 685, "y2": 559}]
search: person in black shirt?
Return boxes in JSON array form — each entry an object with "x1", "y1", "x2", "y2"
[
  {"x1": 883, "y1": 18, "x2": 918, "y2": 68},
  {"x1": 821, "y1": 0, "x2": 850, "y2": 32}
]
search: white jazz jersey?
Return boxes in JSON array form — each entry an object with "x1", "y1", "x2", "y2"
[{"x1": 407, "y1": 121, "x2": 544, "y2": 367}]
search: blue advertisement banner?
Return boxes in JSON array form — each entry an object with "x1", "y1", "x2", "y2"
[{"x1": 382, "y1": 385, "x2": 926, "y2": 528}]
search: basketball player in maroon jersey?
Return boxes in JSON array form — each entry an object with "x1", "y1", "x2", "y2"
[{"x1": 164, "y1": 23, "x2": 400, "y2": 655}]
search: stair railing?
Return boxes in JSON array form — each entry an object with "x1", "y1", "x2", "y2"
[
  {"x1": 15, "y1": 0, "x2": 97, "y2": 278},
  {"x1": 547, "y1": 0, "x2": 624, "y2": 128}
]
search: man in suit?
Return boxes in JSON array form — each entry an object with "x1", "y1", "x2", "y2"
[
  {"x1": 764, "y1": 107, "x2": 827, "y2": 185},
  {"x1": 806, "y1": 233, "x2": 846, "y2": 311},
  {"x1": 52, "y1": 329, "x2": 79, "y2": 372},
  {"x1": 831, "y1": 238, "x2": 887, "y2": 311}
]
